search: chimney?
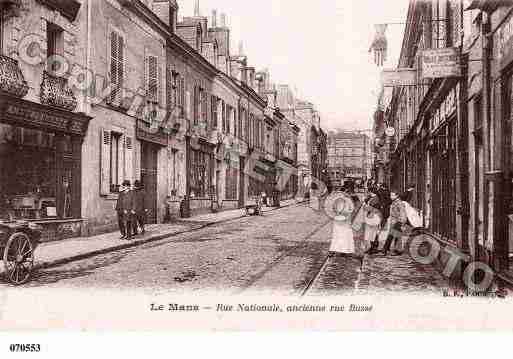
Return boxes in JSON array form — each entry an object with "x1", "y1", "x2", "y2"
[
  {"x1": 152, "y1": 0, "x2": 170, "y2": 27},
  {"x1": 212, "y1": 9, "x2": 217, "y2": 27},
  {"x1": 220, "y1": 13, "x2": 226, "y2": 27},
  {"x1": 194, "y1": 0, "x2": 200, "y2": 17},
  {"x1": 238, "y1": 40, "x2": 244, "y2": 56}
]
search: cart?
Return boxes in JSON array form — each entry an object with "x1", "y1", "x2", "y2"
[
  {"x1": 0, "y1": 220, "x2": 42, "y2": 285},
  {"x1": 245, "y1": 195, "x2": 263, "y2": 216}
]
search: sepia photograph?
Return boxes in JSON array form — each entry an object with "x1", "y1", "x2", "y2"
[{"x1": 0, "y1": 0, "x2": 512, "y2": 342}]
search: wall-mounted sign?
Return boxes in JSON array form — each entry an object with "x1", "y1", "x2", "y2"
[
  {"x1": 381, "y1": 68, "x2": 416, "y2": 87},
  {"x1": 385, "y1": 127, "x2": 396, "y2": 137},
  {"x1": 422, "y1": 48, "x2": 461, "y2": 79},
  {"x1": 499, "y1": 11, "x2": 513, "y2": 68}
]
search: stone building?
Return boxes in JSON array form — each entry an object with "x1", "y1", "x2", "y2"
[
  {"x1": 327, "y1": 131, "x2": 370, "y2": 189},
  {"x1": 375, "y1": 0, "x2": 513, "y2": 287},
  {"x1": 0, "y1": 0, "x2": 91, "y2": 241}
]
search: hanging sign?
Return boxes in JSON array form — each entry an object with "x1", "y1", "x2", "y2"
[
  {"x1": 385, "y1": 127, "x2": 396, "y2": 137},
  {"x1": 422, "y1": 47, "x2": 461, "y2": 79},
  {"x1": 381, "y1": 68, "x2": 417, "y2": 87}
]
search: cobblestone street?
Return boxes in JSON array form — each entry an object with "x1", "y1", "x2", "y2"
[{"x1": 7, "y1": 204, "x2": 452, "y2": 296}]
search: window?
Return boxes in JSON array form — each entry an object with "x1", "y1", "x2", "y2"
[
  {"x1": 202, "y1": 89, "x2": 208, "y2": 129},
  {"x1": 225, "y1": 167, "x2": 238, "y2": 200},
  {"x1": 147, "y1": 55, "x2": 159, "y2": 103},
  {"x1": 0, "y1": 8, "x2": 4, "y2": 53},
  {"x1": 190, "y1": 149, "x2": 211, "y2": 198},
  {"x1": 211, "y1": 95, "x2": 218, "y2": 129},
  {"x1": 226, "y1": 104, "x2": 233, "y2": 135},
  {"x1": 110, "y1": 132, "x2": 122, "y2": 192},
  {"x1": 47, "y1": 22, "x2": 64, "y2": 73},
  {"x1": 221, "y1": 101, "x2": 226, "y2": 133},
  {"x1": 110, "y1": 30, "x2": 124, "y2": 104}
]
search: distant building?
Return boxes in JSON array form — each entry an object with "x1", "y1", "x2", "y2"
[{"x1": 327, "y1": 131, "x2": 370, "y2": 188}]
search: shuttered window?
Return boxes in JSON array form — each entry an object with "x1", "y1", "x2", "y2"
[
  {"x1": 147, "y1": 55, "x2": 159, "y2": 103},
  {"x1": 110, "y1": 31, "x2": 124, "y2": 104},
  {"x1": 211, "y1": 95, "x2": 218, "y2": 129}
]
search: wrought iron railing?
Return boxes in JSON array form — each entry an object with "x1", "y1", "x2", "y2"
[
  {"x1": 0, "y1": 54, "x2": 29, "y2": 98},
  {"x1": 40, "y1": 71, "x2": 77, "y2": 111}
]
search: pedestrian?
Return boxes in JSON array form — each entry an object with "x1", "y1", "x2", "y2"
[
  {"x1": 350, "y1": 194, "x2": 368, "y2": 270},
  {"x1": 115, "y1": 180, "x2": 134, "y2": 240},
  {"x1": 133, "y1": 180, "x2": 146, "y2": 235},
  {"x1": 401, "y1": 184, "x2": 415, "y2": 204},
  {"x1": 328, "y1": 189, "x2": 356, "y2": 257},
  {"x1": 381, "y1": 189, "x2": 408, "y2": 256},
  {"x1": 364, "y1": 188, "x2": 382, "y2": 254},
  {"x1": 261, "y1": 191, "x2": 268, "y2": 207}
]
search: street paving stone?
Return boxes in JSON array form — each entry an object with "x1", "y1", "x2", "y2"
[{"x1": 3, "y1": 203, "x2": 453, "y2": 296}]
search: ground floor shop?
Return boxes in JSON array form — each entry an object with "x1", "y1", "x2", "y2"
[{"x1": 0, "y1": 95, "x2": 90, "y2": 242}]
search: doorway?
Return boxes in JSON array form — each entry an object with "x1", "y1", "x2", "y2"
[{"x1": 141, "y1": 142, "x2": 158, "y2": 224}]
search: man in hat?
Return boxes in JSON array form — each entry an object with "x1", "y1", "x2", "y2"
[
  {"x1": 115, "y1": 180, "x2": 134, "y2": 240},
  {"x1": 132, "y1": 180, "x2": 146, "y2": 235}
]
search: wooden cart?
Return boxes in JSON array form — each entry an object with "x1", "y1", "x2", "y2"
[{"x1": 0, "y1": 220, "x2": 42, "y2": 285}]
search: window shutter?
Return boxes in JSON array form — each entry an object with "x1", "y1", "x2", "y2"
[
  {"x1": 100, "y1": 128, "x2": 111, "y2": 195},
  {"x1": 221, "y1": 101, "x2": 225, "y2": 133},
  {"x1": 125, "y1": 136, "x2": 133, "y2": 184},
  {"x1": 110, "y1": 31, "x2": 124, "y2": 104},
  {"x1": 147, "y1": 55, "x2": 159, "y2": 103}
]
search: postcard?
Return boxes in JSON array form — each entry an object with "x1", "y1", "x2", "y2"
[{"x1": 0, "y1": 0, "x2": 512, "y2": 341}]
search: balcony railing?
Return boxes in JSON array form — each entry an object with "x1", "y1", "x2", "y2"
[
  {"x1": 0, "y1": 54, "x2": 29, "y2": 98},
  {"x1": 40, "y1": 71, "x2": 77, "y2": 111}
]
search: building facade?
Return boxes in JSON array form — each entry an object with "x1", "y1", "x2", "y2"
[
  {"x1": 375, "y1": 0, "x2": 513, "y2": 287},
  {"x1": 0, "y1": 0, "x2": 90, "y2": 241},
  {"x1": 327, "y1": 131, "x2": 370, "y2": 189}
]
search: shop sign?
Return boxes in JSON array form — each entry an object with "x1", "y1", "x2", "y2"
[
  {"x1": 422, "y1": 48, "x2": 461, "y2": 79},
  {"x1": 2, "y1": 100, "x2": 90, "y2": 136},
  {"x1": 432, "y1": 88, "x2": 457, "y2": 131},
  {"x1": 499, "y1": 12, "x2": 513, "y2": 68},
  {"x1": 381, "y1": 68, "x2": 417, "y2": 87},
  {"x1": 385, "y1": 127, "x2": 396, "y2": 137},
  {"x1": 136, "y1": 120, "x2": 168, "y2": 146}
]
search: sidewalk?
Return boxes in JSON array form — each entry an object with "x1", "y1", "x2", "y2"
[{"x1": 5, "y1": 198, "x2": 301, "y2": 272}]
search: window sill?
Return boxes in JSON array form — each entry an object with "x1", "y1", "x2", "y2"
[{"x1": 102, "y1": 193, "x2": 119, "y2": 201}]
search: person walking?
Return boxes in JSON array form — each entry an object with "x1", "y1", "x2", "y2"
[
  {"x1": 381, "y1": 189, "x2": 408, "y2": 256},
  {"x1": 132, "y1": 180, "x2": 146, "y2": 235},
  {"x1": 364, "y1": 188, "x2": 382, "y2": 254},
  {"x1": 115, "y1": 180, "x2": 134, "y2": 240},
  {"x1": 328, "y1": 186, "x2": 356, "y2": 257}
]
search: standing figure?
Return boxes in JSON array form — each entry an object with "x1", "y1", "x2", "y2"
[
  {"x1": 133, "y1": 180, "x2": 146, "y2": 235},
  {"x1": 115, "y1": 180, "x2": 134, "y2": 240},
  {"x1": 328, "y1": 189, "x2": 355, "y2": 257},
  {"x1": 364, "y1": 188, "x2": 382, "y2": 254},
  {"x1": 382, "y1": 189, "x2": 407, "y2": 256}
]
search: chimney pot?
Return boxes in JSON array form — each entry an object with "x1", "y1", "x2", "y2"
[
  {"x1": 194, "y1": 0, "x2": 200, "y2": 17},
  {"x1": 212, "y1": 9, "x2": 217, "y2": 27}
]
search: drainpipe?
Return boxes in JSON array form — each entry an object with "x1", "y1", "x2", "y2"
[{"x1": 481, "y1": 10, "x2": 495, "y2": 268}]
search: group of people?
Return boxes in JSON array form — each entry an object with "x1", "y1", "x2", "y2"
[
  {"x1": 328, "y1": 181, "x2": 417, "y2": 268},
  {"x1": 115, "y1": 180, "x2": 147, "y2": 240}
]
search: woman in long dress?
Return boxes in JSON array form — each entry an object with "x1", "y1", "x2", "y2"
[{"x1": 328, "y1": 190, "x2": 356, "y2": 256}]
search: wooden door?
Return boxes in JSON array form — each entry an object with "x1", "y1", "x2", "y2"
[{"x1": 141, "y1": 142, "x2": 158, "y2": 224}]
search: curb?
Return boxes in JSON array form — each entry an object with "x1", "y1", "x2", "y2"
[{"x1": 33, "y1": 200, "x2": 304, "y2": 271}]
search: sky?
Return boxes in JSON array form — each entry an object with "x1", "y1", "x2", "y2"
[{"x1": 177, "y1": 0, "x2": 409, "y2": 132}]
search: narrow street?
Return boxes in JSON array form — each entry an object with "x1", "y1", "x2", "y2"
[{"x1": 18, "y1": 204, "x2": 451, "y2": 296}]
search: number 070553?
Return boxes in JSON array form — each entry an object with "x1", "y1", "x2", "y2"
[{"x1": 9, "y1": 344, "x2": 41, "y2": 352}]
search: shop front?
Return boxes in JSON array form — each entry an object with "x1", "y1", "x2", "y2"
[
  {"x1": 0, "y1": 95, "x2": 90, "y2": 242},
  {"x1": 184, "y1": 137, "x2": 215, "y2": 217},
  {"x1": 136, "y1": 120, "x2": 171, "y2": 224}
]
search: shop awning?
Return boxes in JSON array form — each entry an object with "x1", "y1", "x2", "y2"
[
  {"x1": 465, "y1": 0, "x2": 510, "y2": 12},
  {"x1": 36, "y1": 0, "x2": 81, "y2": 21}
]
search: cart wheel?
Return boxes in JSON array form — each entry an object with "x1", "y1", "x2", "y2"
[{"x1": 3, "y1": 232, "x2": 34, "y2": 285}]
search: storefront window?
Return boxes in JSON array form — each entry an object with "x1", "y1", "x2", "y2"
[
  {"x1": 0, "y1": 124, "x2": 76, "y2": 221},
  {"x1": 190, "y1": 149, "x2": 211, "y2": 198}
]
